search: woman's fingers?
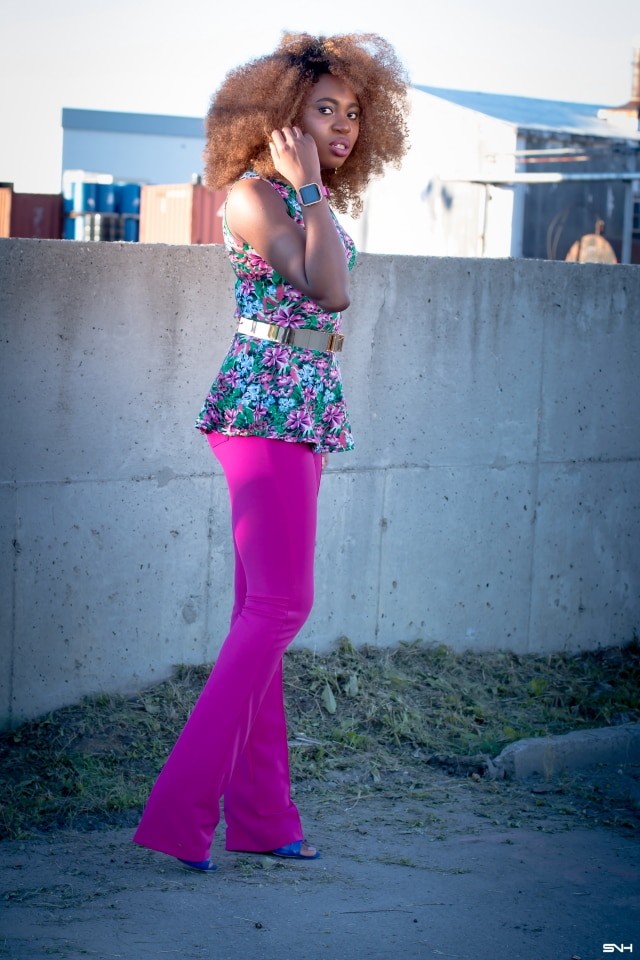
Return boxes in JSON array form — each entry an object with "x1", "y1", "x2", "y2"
[
  {"x1": 271, "y1": 125, "x2": 303, "y2": 139},
  {"x1": 270, "y1": 126, "x2": 310, "y2": 153},
  {"x1": 269, "y1": 127, "x2": 320, "y2": 184}
]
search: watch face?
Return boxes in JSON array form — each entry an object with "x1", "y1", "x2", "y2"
[{"x1": 299, "y1": 183, "x2": 322, "y2": 205}]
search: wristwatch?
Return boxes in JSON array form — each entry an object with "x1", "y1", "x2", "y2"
[{"x1": 298, "y1": 183, "x2": 329, "y2": 206}]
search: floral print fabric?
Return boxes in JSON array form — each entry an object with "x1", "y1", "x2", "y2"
[{"x1": 195, "y1": 174, "x2": 356, "y2": 454}]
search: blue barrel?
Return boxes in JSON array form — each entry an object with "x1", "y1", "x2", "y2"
[
  {"x1": 123, "y1": 218, "x2": 139, "y2": 242},
  {"x1": 63, "y1": 216, "x2": 76, "y2": 240},
  {"x1": 68, "y1": 215, "x2": 88, "y2": 240},
  {"x1": 63, "y1": 181, "x2": 75, "y2": 214},
  {"x1": 73, "y1": 182, "x2": 97, "y2": 213},
  {"x1": 119, "y1": 183, "x2": 141, "y2": 214},
  {"x1": 96, "y1": 183, "x2": 116, "y2": 213},
  {"x1": 112, "y1": 183, "x2": 123, "y2": 213}
]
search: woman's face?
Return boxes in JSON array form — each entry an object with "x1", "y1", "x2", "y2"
[{"x1": 299, "y1": 74, "x2": 360, "y2": 171}]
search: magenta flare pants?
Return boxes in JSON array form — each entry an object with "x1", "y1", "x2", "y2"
[{"x1": 133, "y1": 434, "x2": 322, "y2": 861}]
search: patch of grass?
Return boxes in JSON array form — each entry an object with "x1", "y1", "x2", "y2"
[
  {"x1": 0, "y1": 665, "x2": 211, "y2": 840},
  {"x1": 285, "y1": 637, "x2": 640, "y2": 780},
  {"x1": 0, "y1": 639, "x2": 638, "y2": 840}
]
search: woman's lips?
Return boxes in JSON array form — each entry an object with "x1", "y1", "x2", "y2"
[{"x1": 329, "y1": 140, "x2": 350, "y2": 157}]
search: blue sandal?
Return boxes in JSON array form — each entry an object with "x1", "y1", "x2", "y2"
[
  {"x1": 270, "y1": 841, "x2": 320, "y2": 860},
  {"x1": 178, "y1": 858, "x2": 218, "y2": 872}
]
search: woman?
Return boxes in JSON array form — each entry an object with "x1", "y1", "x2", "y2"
[{"x1": 133, "y1": 32, "x2": 408, "y2": 871}]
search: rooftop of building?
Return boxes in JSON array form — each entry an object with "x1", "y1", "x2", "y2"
[{"x1": 414, "y1": 85, "x2": 640, "y2": 141}]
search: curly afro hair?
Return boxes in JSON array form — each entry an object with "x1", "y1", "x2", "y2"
[{"x1": 203, "y1": 32, "x2": 410, "y2": 216}]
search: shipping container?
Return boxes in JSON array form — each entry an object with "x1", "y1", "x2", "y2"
[
  {"x1": 9, "y1": 193, "x2": 63, "y2": 239},
  {"x1": 0, "y1": 187, "x2": 11, "y2": 237},
  {"x1": 139, "y1": 183, "x2": 226, "y2": 245},
  {"x1": 191, "y1": 185, "x2": 226, "y2": 245}
]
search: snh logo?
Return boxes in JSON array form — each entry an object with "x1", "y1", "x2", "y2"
[{"x1": 603, "y1": 947, "x2": 633, "y2": 954}]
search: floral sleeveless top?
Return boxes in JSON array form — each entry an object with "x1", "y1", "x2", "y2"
[{"x1": 195, "y1": 173, "x2": 356, "y2": 454}]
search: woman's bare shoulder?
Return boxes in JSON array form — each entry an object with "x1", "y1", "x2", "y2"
[
  {"x1": 226, "y1": 176, "x2": 297, "y2": 248},
  {"x1": 226, "y1": 175, "x2": 284, "y2": 214}
]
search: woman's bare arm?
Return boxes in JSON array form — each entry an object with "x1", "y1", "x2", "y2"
[{"x1": 225, "y1": 127, "x2": 350, "y2": 312}]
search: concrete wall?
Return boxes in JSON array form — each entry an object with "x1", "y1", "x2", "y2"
[{"x1": 1, "y1": 238, "x2": 639, "y2": 727}]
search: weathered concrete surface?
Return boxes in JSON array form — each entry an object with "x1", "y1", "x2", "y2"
[
  {"x1": 495, "y1": 723, "x2": 640, "y2": 780},
  {"x1": 1, "y1": 239, "x2": 639, "y2": 725}
]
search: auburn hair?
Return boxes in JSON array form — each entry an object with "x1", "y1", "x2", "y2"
[{"x1": 203, "y1": 33, "x2": 410, "y2": 216}]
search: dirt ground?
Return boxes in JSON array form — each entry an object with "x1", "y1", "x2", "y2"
[{"x1": 1, "y1": 765, "x2": 638, "y2": 960}]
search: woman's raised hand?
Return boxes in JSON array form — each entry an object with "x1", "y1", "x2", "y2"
[
  {"x1": 269, "y1": 127, "x2": 322, "y2": 189},
  {"x1": 224, "y1": 124, "x2": 349, "y2": 311}
]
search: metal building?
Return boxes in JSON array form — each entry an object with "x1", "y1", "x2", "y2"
[
  {"x1": 342, "y1": 71, "x2": 640, "y2": 263},
  {"x1": 61, "y1": 108, "x2": 206, "y2": 186}
]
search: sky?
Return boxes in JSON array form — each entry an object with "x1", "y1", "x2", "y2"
[{"x1": 2, "y1": 0, "x2": 639, "y2": 193}]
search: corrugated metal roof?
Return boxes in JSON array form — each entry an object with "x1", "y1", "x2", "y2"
[
  {"x1": 62, "y1": 108, "x2": 204, "y2": 139},
  {"x1": 414, "y1": 85, "x2": 640, "y2": 141}
]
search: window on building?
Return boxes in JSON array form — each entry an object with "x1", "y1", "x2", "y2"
[{"x1": 633, "y1": 197, "x2": 640, "y2": 238}]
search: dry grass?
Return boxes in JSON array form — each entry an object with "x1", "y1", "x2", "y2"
[{"x1": 0, "y1": 639, "x2": 638, "y2": 840}]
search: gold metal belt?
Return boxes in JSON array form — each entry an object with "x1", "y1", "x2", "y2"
[{"x1": 237, "y1": 317, "x2": 344, "y2": 353}]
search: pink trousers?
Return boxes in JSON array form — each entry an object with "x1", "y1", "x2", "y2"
[{"x1": 133, "y1": 435, "x2": 322, "y2": 861}]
